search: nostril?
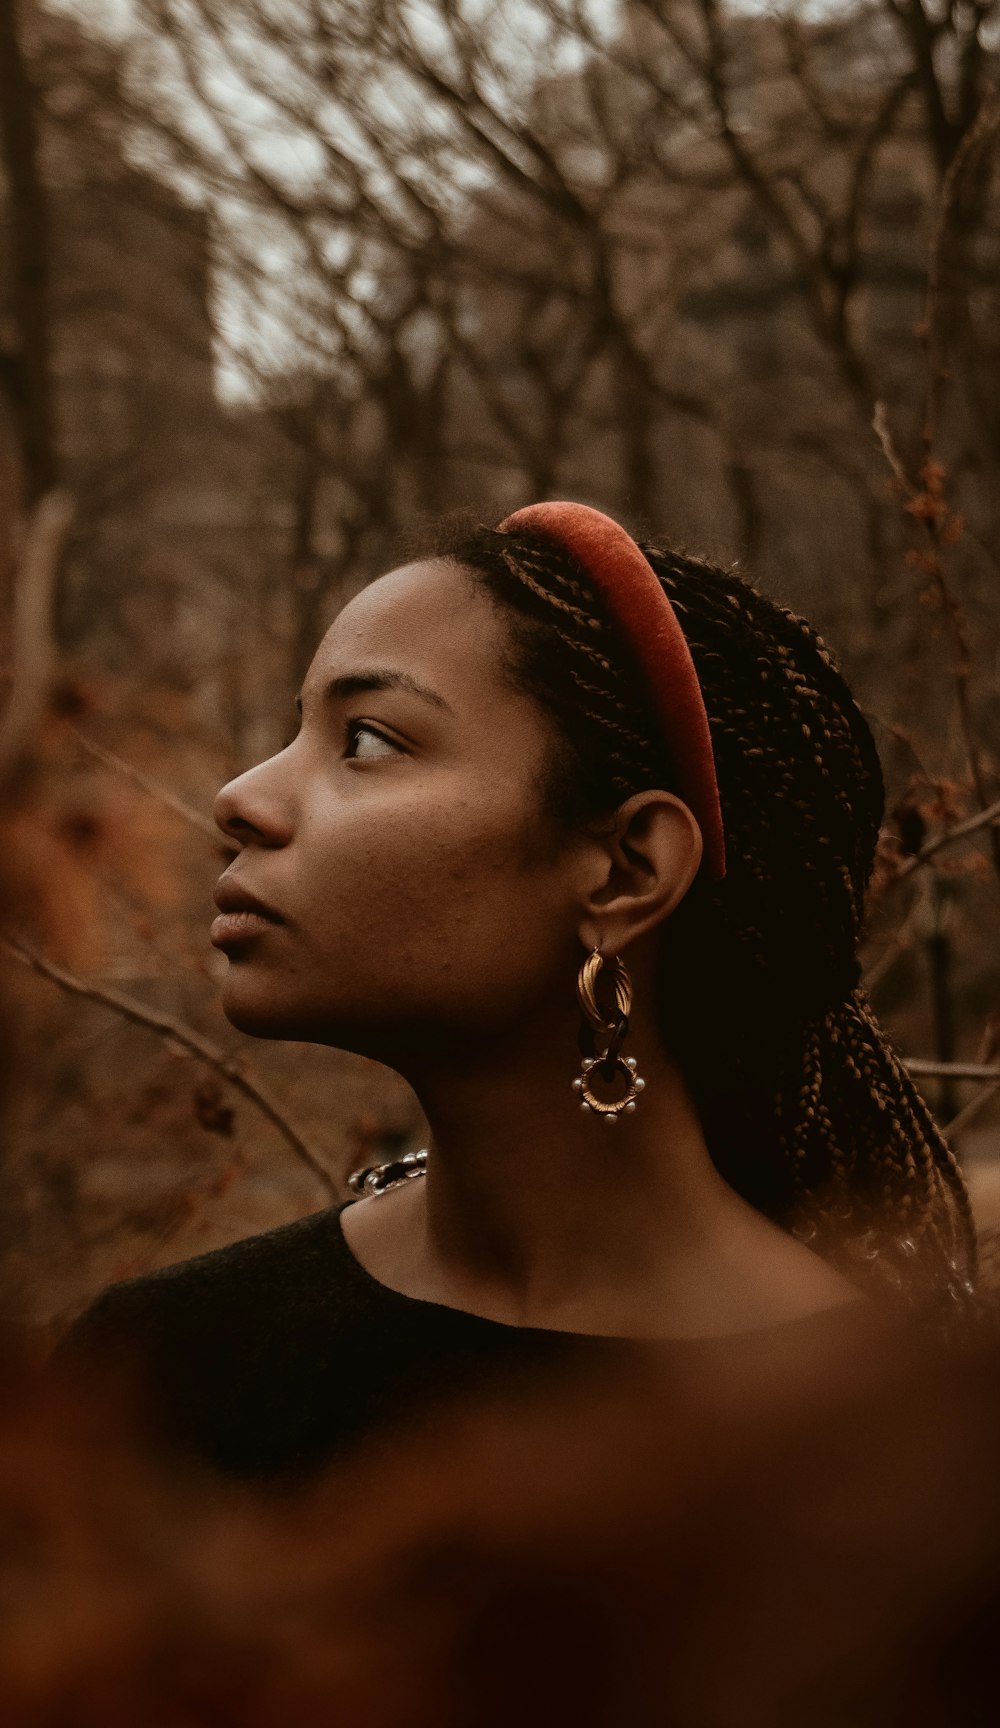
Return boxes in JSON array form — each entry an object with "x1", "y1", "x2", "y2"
[
  {"x1": 213, "y1": 783, "x2": 245, "y2": 839},
  {"x1": 217, "y1": 812, "x2": 267, "y2": 843}
]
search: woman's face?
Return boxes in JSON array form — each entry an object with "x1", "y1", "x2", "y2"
[{"x1": 212, "y1": 558, "x2": 585, "y2": 1057}]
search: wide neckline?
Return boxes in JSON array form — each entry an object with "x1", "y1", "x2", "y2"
[{"x1": 332, "y1": 1200, "x2": 869, "y2": 1347}]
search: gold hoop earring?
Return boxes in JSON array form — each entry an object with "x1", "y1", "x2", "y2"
[{"x1": 572, "y1": 947, "x2": 645, "y2": 1125}]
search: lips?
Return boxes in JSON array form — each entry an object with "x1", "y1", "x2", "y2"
[
  {"x1": 211, "y1": 878, "x2": 285, "y2": 949},
  {"x1": 213, "y1": 880, "x2": 283, "y2": 921}
]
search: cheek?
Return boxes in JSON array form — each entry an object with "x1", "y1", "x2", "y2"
[{"x1": 301, "y1": 776, "x2": 566, "y2": 980}]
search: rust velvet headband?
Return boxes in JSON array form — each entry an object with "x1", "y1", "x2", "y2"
[{"x1": 497, "y1": 501, "x2": 727, "y2": 882}]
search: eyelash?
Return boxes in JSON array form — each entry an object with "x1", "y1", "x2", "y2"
[{"x1": 279, "y1": 719, "x2": 402, "y2": 755}]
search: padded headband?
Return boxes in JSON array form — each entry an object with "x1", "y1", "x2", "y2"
[{"x1": 497, "y1": 501, "x2": 726, "y2": 882}]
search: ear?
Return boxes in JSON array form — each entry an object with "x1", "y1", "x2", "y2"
[{"x1": 574, "y1": 791, "x2": 703, "y2": 955}]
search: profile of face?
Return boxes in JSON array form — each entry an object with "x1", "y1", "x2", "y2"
[{"x1": 212, "y1": 559, "x2": 596, "y2": 1067}]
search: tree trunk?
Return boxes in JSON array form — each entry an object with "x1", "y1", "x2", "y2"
[{"x1": 0, "y1": 1, "x2": 58, "y2": 505}]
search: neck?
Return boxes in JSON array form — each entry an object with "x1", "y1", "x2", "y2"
[{"x1": 395, "y1": 1000, "x2": 747, "y2": 1329}]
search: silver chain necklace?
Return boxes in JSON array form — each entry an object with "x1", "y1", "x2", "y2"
[{"x1": 347, "y1": 1147, "x2": 428, "y2": 1198}]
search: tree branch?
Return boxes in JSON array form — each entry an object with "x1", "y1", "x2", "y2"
[
  {"x1": 922, "y1": 92, "x2": 1000, "y2": 449},
  {"x1": 67, "y1": 726, "x2": 228, "y2": 846},
  {"x1": 2, "y1": 933, "x2": 336, "y2": 1200},
  {"x1": 904, "y1": 1058, "x2": 1000, "y2": 1082},
  {"x1": 0, "y1": 490, "x2": 74, "y2": 789},
  {"x1": 943, "y1": 1080, "x2": 1000, "y2": 1140},
  {"x1": 872, "y1": 401, "x2": 1000, "y2": 886},
  {"x1": 887, "y1": 0, "x2": 959, "y2": 176},
  {"x1": 894, "y1": 793, "x2": 1000, "y2": 881}
]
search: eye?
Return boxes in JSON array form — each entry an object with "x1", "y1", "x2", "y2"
[{"x1": 345, "y1": 719, "x2": 402, "y2": 761}]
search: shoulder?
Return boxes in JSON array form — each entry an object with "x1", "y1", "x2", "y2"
[
  {"x1": 50, "y1": 1202, "x2": 385, "y2": 1478},
  {"x1": 56, "y1": 1203, "x2": 350, "y2": 1363}
]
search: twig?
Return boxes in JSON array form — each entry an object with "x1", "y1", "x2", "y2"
[
  {"x1": 894, "y1": 794, "x2": 1000, "y2": 880},
  {"x1": 925, "y1": 555, "x2": 1000, "y2": 884},
  {"x1": 67, "y1": 726, "x2": 226, "y2": 844},
  {"x1": 871, "y1": 400, "x2": 912, "y2": 496},
  {"x1": 872, "y1": 401, "x2": 1000, "y2": 886},
  {"x1": 860, "y1": 907, "x2": 917, "y2": 992},
  {"x1": 903, "y1": 1058, "x2": 1000, "y2": 1083},
  {"x1": 922, "y1": 95, "x2": 1000, "y2": 451},
  {"x1": 0, "y1": 490, "x2": 74, "y2": 788},
  {"x1": 905, "y1": 100, "x2": 1000, "y2": 882},
  {"x1": 2, "y1": 932, "x2": 336, "y2": 1199},
  {"x1": 943, "y1": 1081, "x2": 1000, "y2": 1141}
]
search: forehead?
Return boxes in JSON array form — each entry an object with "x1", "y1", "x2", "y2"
[{"x1": 305, "y1": 558, "x2": 506, "y2": 698}]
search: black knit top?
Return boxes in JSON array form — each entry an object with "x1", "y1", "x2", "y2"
[
  {"x1": 56, "y1": 1201, "x2": 625, "y2": 1483},
  {"x1": 56, "y1": 1199, "x2": 864, "y2": 1485}
]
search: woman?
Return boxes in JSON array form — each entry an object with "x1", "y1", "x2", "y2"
[{"x1": 59, "y1": 502, "x2": 976, "y2": 1481}]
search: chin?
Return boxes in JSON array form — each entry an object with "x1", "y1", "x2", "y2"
[
  {"x1": 218, "y1": 983, "x2": 371, "y2": 1052},
  {"x1": 218, "y1": 969, "x2": 431, "y2": 1064},
  {"x1": 219, "y1": 981, "x2": 312, "y2": 1041},
  {"x1": 221, "y1": 1005, "x2": 301, "y2": 1041}
]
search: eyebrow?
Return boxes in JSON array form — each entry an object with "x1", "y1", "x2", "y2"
[{"x1": 295, "y1": 669, "x2": 454, "y2": 716}]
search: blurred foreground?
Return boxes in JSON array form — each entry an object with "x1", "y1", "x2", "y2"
[{"x1": 4, "y1": 1296, "x2": 999, "y2": 1727}]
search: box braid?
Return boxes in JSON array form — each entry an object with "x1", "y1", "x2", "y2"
[{"x1": 433, "y1": 520, "x2": 976, "y2": 1314}]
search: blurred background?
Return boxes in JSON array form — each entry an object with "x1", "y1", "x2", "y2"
[{"x1": 1, "y1": 0, "x2": 998, "y2": 1331}]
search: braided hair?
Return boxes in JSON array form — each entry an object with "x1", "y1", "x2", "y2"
[{"x1": 428, "y1": 518, "x2": 976, "y2": 1311}]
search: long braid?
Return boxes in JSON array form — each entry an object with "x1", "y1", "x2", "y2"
[{"x1": 434, "y1": 521, "x2": 976, "y2": 1310}]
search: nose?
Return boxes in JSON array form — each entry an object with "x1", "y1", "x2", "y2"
[{"x1": 214, "y1": 757, "x2": 294, "y2": 848}]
